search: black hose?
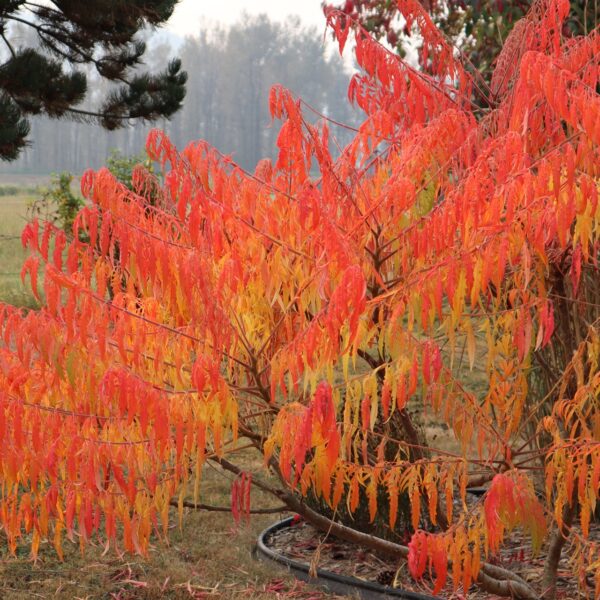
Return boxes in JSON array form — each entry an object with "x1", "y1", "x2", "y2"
[{"x1": 256, "y1": 517, "x2": 441, "y2": 600}]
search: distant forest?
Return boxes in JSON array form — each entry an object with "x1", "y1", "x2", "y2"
[{"x1": 1, "y1": 15, "x2": 358, "y2": 175}]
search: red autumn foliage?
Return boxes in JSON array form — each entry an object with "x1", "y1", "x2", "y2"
[{"x1": 0, "y1": 1, "x2": 599, "y2": 598}]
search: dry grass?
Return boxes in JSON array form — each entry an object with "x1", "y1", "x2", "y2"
[{"x1": 0, "y1": 450, "x2": 342, "y2": 600}]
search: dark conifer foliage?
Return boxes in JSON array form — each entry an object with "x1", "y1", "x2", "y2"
[{"x1": 0, "y1": 0, "x2": 186, "y2": 160}]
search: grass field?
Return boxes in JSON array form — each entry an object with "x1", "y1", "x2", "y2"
[{"x1": 0, "y1": 189, "x2": 40, "y2": 308}]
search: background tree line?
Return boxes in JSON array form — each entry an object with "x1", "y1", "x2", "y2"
[{"x1": 1, "y1": 14, "x2": 357, "y2": 175}]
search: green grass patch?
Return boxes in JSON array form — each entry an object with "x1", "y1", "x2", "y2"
[
  {"x1": 0, "y1": 185, "x2": 40, "y2": 197},
  {"x1": 0, "y1": 190, "x2": 40, "y2": 309}
]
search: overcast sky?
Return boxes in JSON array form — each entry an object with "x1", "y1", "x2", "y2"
[{"x1": 165, "y1": 0, "x2": 328, "y2": 36}]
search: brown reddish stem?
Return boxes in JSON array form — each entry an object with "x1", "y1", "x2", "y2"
[
  {"x1": 540, "y1": 503, "x2": 575, "y2": 600},
  {"x1": 169, "y1": 499, "x2": 287, "y2": 514}
]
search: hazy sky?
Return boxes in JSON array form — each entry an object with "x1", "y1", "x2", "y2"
[{"x1": 166, "y1": 0, "x2": 328, "y2": 36}]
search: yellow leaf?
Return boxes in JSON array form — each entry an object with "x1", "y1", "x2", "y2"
[{"x1": 465, "y1": 319, "x2": 476, "y2": 371}]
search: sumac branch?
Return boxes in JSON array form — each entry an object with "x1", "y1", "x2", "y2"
[{"x1": 0, "y1": 0, "x2": 599, "y2": 598}]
